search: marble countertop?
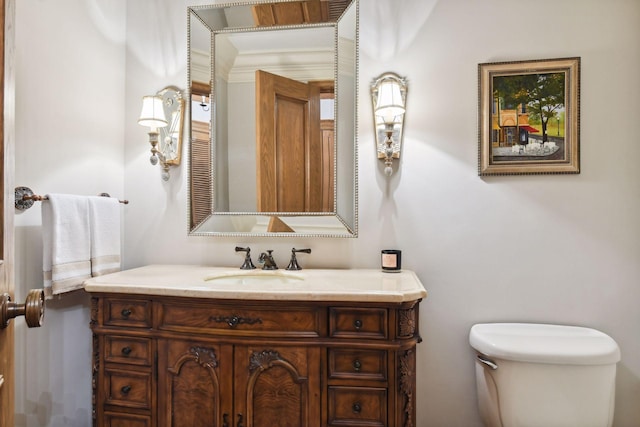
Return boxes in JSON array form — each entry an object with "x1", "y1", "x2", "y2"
[{"x1": 83, "y1": 265, "x2": 427, "y2": 303}]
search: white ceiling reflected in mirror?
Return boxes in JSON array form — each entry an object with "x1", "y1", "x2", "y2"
[
  {"x1": 187, "y1": 0, "x2": 358, "y2": 237},
  {"x1": 138, "y1": 86, "x2": 185, "y2": 181}
]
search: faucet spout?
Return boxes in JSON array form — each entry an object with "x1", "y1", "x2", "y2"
[{"x1": 258, "y1": 250, "x2": 278, "y2": 270}]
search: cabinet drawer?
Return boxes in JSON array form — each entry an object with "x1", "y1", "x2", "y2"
[
  {"x1": 104, "y1": 299, "x2": 151, "y2": 328},
  {"x1": 105, "y1": 336, "x2": 152, "y2": 366},
  {"x1": 157, "y1": 302, "x2": 322, "y2": 337},
  {"x1": 329, "y1": 308, "x2": 388, "y2": 339},
  {"x1": 104, "y1": 412, "x2": 150, "y2": 427},
  {"x1": 104, "y1": 368, "x2": 151, "y2": 409},
  {"x1": 328, "y1": 349, "x2": 387, "y2": 381},
  {"x1": 328, "y1": 386, "x2": 387, "y2": 427}
]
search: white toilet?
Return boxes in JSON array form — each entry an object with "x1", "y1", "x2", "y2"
[{"x1": 469, "y1": 323, "x2": 620, "y2": 427}]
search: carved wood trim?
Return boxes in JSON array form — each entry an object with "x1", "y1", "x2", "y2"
[
  {"x1": 168, "y1": 346, "x2": 219, "y2": 374},
  {"x1": 399, "y1": 349, "x2": 414, "y2": 427},
  {"x1": 398, "y1": 307, "x2": 416, "y2": 338},
  {"x1": 91, "y1": 297, "x2": 99, "y2": 426},
  {"x1": 90, "y1": 297, "x2": 98, "y2": 326},
  {"x1": 91, "y1": 331, "x2": 99, "y2": 426},
  {"x1": 248, "y1": 349, "x2": 306, "y2": 378}
]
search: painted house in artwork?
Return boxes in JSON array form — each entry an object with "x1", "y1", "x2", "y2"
[{"x1": 491, "y1": 100, "x2": 539, "y2": 147}]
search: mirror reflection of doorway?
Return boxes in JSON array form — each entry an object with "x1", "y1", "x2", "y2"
[{"x1": 255, "y1": 70, "x2": 334, "y2": 213}]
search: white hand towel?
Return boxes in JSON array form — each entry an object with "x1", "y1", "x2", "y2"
[
  {"x1": 42, "y1": 194, "x2": 91, "y2": 299},
  {"x1": 88, "y1": 196, "x2": 121, "y2": 277}
]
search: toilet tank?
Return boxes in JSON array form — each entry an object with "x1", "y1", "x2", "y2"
[{"x1": 469, "y1": 323, "x2": 620, "y2": 427}]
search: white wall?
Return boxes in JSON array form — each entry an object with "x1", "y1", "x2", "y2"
[
  {"x1": 14, "y1": 0, "x2": 125, "y2": 425},
  {"x1": 13, "y1": 0, "x2": 640, "y2": 426}
]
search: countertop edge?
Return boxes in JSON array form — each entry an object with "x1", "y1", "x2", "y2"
[{"x1": 83, "y1": 265, "x2": 428, "y2": 303}]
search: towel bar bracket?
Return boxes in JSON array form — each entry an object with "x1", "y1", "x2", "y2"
[{"x1": 15, "y1": 186, "x2": 35, "y2": 211}]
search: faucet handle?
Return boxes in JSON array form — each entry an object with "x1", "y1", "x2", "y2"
[
  {"x1": 286, "y1": 248, "x2": 311, "y2": 271},
  {"x1": 235, "y1": 246, "x2": 256, "y2": 270}
]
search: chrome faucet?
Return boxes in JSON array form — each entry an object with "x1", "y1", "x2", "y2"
[
  {"x1": 258, "y1": 250, "x2": 278, "y2": 270},
  {"x1": 286, "y1": 248, "x2": 311, "y2": 271},
  {"x1": 235, "y1": 246, "x2": 256, "y2": 270}
]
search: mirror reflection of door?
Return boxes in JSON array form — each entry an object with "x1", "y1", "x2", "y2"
[{"x1": 256, "y1": 70, "x2": 334, "y2": 213}]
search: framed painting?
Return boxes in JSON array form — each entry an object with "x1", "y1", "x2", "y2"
[{"x1": 478, "y1": 57, "x2": 580, "y2": 175}]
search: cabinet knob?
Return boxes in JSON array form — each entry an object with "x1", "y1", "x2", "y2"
[
  {"x1": 121, "y1": 346, "x2": 132, "y2": 356},
  {"x1": 353, "y1": 359, "x2": 362, "y2": 372},
  {"x1": 120, "y1": 385, "x2": 132, "y2": 395},
  {"x1": 121, "y1": 308, "x2": 132, "y2": 318},
  {"x1": 352, "y1": 402, "x2": 362, "y2": 414},
  {"x1": 237, "y1": 413, "x2": 244, "y2": 427},
  {"x1": 354, "y1": 319, "x2": 363, "y2": 330},
  {"x1": 222, "y1": 413, "x2": 229, "y2": 427}
]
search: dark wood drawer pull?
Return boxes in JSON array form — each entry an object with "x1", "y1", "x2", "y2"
[
  {"x1": 352, "y1": 402, "x2": 362, "y2": 414},
  {"x1": 353, "y1": 359, "x2": 362, "y2": 372},
  {"x1": 120, "y1": 385, "x2": 132, "y2": 395},
  {"x1": 354, "y1": 319, "x2": 363, "y2": 330},
  {"x1": 121, "y1": 346, "x2": 132, "y2": 356},
  {"x1": 210, "y1": 315, "x2": 263, "y2": 328},
  {"x1": 121, "y1": 308, "x2": 132, "y2": 318}
]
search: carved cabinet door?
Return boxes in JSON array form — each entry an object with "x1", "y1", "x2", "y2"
[
  {"x1": 157, "y1": 339, "x2": 233, "y2": 427},
  {"x1": 233, "y1": 345, "x2": 321, "y2": 427}
]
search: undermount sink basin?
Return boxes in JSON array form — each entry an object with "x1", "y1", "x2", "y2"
[{"x1": 203, "y1": 270, "x2": 305, "y2": 286}]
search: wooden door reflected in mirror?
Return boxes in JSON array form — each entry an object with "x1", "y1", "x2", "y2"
[{"x1": 256, "y1": 70, "x2": 334, "y2": 214}]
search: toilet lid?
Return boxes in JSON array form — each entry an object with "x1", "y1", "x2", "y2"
[{"x1": 469, "y1": 323, "x2": 621, "y2": 365}]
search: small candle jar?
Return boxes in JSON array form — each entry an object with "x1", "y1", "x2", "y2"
[{"x1": 381, "y1": 249, "x2": 402, "y2": 272}]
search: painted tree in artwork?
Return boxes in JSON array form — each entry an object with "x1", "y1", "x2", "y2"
[{"x1": 494, "y1": 72, "x2": 565, "y2": 142}]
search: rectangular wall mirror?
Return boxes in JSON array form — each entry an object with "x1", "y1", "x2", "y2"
[{"x1": 188, "y1": 0, "x2": 358, "y2": 237}]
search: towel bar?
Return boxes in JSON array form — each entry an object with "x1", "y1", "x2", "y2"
[{"x1": 14, "y1": 186, "x2": 129, "y2": 211}]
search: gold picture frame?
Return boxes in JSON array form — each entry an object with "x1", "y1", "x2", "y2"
[{"x1": 478, "y1": 57, "x2": 580, "y2": 175}]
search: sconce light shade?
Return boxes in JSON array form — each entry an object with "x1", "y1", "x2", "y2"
[
  {"x1": 371, "y1": 72, "x2": 408, "y2": 176},
  {"x1": 138, "y1": 95, "x2": 168, "y2": 128},
  {"x1": 138, "y1": 88, "x2": 185, "y2": 181},
  {"x1": 375, "y1": 80, "x2": 406, "y2": 123}
]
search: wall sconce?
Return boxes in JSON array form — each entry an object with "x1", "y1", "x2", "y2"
[
  {"x1": 138, "y1": 86, "x2": 185, "y2": 181},
  {"x1": 371, "y1": 72, "x2": 407, "y2": 176}
]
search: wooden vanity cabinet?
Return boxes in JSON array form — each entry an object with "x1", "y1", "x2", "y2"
[{"x1": 90, "y1": 294, "x2": 421, "y2": 427}]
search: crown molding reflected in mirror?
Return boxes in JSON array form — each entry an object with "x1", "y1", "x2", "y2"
[{"x1": 187, "y1": 0, "x2": 358, "y2": 237}]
